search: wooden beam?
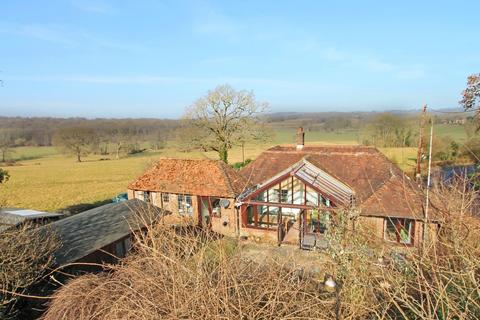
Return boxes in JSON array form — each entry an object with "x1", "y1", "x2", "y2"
[
  {"x1": 244, "y1": 200, "x2": 337, "y2": 211},
  {"x1": 243, "y1": 172, "x2": 292, "y2": 201}
]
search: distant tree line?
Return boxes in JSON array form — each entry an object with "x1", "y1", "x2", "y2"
[
  {"x1": 0, "y1": 117, "x2": 179, "y2": 147},
  {"x1": 0, "y1": 117, "x2": 179, "y2": 162}
]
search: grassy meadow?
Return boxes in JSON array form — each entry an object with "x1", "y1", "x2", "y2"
[{"x1": 0, "y1": 125, "x2": 466, "y2": 212}]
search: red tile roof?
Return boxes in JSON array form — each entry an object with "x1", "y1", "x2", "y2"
[
  {"x1": 240, "y1": 145, "x2": 426, "y2": 219},
  {"x1": 128, "y1": 159, "x2": 247, "y2": 198}
]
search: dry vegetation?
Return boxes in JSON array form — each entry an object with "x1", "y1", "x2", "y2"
[
  {"x1": 0, "y1": 225, "x2": 58, "y2": 319},
  {"x1": 43, "y1": 180, "x2": 480, "y2": 320}
]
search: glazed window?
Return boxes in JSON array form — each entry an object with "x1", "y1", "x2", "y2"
[
  {"x1": 142, "y1": 191, "x2": 151, "y2": 203},
  {"x1": 162, "y1": 193, "x2": 169, "y2": 203},
  {"x1": 273, "y1": 189, "x2": 289, "y2": 203},
  {"x1": 384, "y1": 218, "x2": 414, "y2": 245},
  {"x1": 245, "y1": 205, "x2": 279, "y2": 230},
  {"x1": 210, "y1": 198, "x2": 221, "y2": 217},
  {"x1": 178, "y1": 194, "x2": 193, "y2": 215},
  {"x1": 305, "y1": 210, "x2": 330, "y2": 234}
]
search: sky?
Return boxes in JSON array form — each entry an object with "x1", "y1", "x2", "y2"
[{"x1": 0, "y1": 0, "x2": 479, "y2": 119}]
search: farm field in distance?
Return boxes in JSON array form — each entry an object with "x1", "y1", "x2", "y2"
[{"x1": 0, "y1": 125, "x2": 467, "y2": 212}]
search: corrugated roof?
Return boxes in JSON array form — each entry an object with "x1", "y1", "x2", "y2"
[
  {"x1": 128, "y1": 158, "x2": 248, "y2": 198},
  {"x1": 240, "y1": 145, "x2": 425, "y2": 219},
  {"x1": 0, "y1": 208, "x2": 63, "y2": 232},
  {"x1": 45, "y1": 199, "x2": 162, "y2": 266}
]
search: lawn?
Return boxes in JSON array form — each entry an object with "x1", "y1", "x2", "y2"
[{"x1": 0, "y1": 125, "x2": 463, "y2": 212}]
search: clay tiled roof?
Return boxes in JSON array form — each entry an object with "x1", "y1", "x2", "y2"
[
  {"x1": 128, "y1": 159, "x2": 247, "y2": 198},
  {"x1": 359, "y1": 174, "x2": 425, "y2": 219},
  {"x1": 240, "y1": 145, "x2": 425, "y2": 219}
]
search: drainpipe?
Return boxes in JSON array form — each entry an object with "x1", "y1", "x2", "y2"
[{"x1": 234, "y1": 202, "x2": 242, "y2": 238}]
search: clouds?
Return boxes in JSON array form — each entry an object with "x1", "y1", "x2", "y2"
[
  {"x1": 0, "y1": 24, "x2": 77, "y2": 47},
  {"x1": 187, "y1": 2, "x2": 426, "y2": 81},
  {"x1": 9, "y1": 74, "x2": 334, "y2": 92},
  {"x1": 2, "y1": 0, "x2": 472, "y2": 118},
  {"x1": 0, "y1": 23, "x2": 146, "y2": 53}
]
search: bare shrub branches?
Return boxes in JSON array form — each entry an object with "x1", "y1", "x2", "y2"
[
  {"x1": 44, "y1": 190, "x2": 480, "y2": 320},
  {"x1": 0, "y1": 225, "x2": 58, "y2": 318},
  {"x1": 44, "y1": 224, "x2": 336, "y2": 320}
]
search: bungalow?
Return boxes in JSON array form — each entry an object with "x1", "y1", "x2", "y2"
[
  {"x1": 128, "y1": 129, "x2": 436, "y2": 249},
  {"x1": 127, "y1": 159, "x2": 247, "y2": 237}
]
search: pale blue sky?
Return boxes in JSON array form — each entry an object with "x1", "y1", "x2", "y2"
[{"x1": 0, "y1": 0, "x2": 478, "y2": 118}]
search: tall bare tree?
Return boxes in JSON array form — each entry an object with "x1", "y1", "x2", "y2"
[
  {"x1": 184, "y1": 84, "x2": 268, "y2": 163},
  {"x1": 53, "y1": 127, "x2": 98, "y2": 162},
  {"x1": 107, "y1": 126, "x2": 131, "y2": 160}
]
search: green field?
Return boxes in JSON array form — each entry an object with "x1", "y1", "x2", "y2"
[
  {"x1": 0, "y1": 125, "x2": 467, "y2": 212},
  {"x1": 434, "y1": 124, "x2": 468, "y2": 141},
  {"x1": 1, "y1": 144, "x2": 277, "y2": 212}
]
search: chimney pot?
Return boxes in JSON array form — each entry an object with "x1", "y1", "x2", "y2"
[{"x1": 296, "y1": 127, "x2": 305, "y2": 150}]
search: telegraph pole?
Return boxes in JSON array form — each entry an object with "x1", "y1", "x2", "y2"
[
  {"x1": 423, "y1": 120, "x2": 433, "y2": 250},
  {"x1": 415, "y1": 105, "x2": 428, "y2": 182}
]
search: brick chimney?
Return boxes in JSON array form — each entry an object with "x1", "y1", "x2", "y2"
[{"x1": 296, "y1": 127, "x2": 305, "y2": 151}]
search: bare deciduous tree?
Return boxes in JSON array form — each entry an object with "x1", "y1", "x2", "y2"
[
  {"x1": 107, "y1": 126, "x2": 131, "y2": 160},
  {"x1": 53, "y1": 127, "x2": 98, "y2": 162},
  {"x1": 359, "y1": 113, "x2": 414, "y2": 147},
  {"x1": 184, "y1": 84, "x2": 268, "y2": 163},
  {"x1": 460, "y1": 73, "x2": 480, "y2": 119}
]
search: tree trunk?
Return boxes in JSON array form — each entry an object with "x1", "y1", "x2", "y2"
[
  {"x1": 77, "y1": 152, "x2": 81, "y2": 162},
  {"x1": 116, "y1": 143, "x2": 121, "y2": 160},
  {"x1": 242, "y1": 142, "x2": 245, "y2": 164},
  {"x1": 219, "y1": 147, "x2": 228, "y2": 163}
]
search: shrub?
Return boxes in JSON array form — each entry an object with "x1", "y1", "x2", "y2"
[{"x1": 44, "y1": 181, "x2": 480, "y2": 320}]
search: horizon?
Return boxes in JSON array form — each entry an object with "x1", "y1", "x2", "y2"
[
  {"x1": 1, "y1": 1, "x2": 479, "y2": 118},
  {"x1": 0, "y1": 107, "x2": 467, "y2": 121}
]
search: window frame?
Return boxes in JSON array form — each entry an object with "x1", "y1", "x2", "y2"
[
  {"x1": 210, "y1": 197, "x2": 222, "y2": 217},
  {"x1": 178, "y1": 194, "x2": 193, "y2": 215},
  {"x1": 384, "y1": 218, "x2": 415, "y2": 246},
  {"x1": 245, "y1": 204, "x2": 280, "y2": 230},
  {"x1": 142, "y1": 191, "x2": 151, "y2": 203},
  {"x1": 162, "y1": 193, "x2": 169, "y2": 203}
]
